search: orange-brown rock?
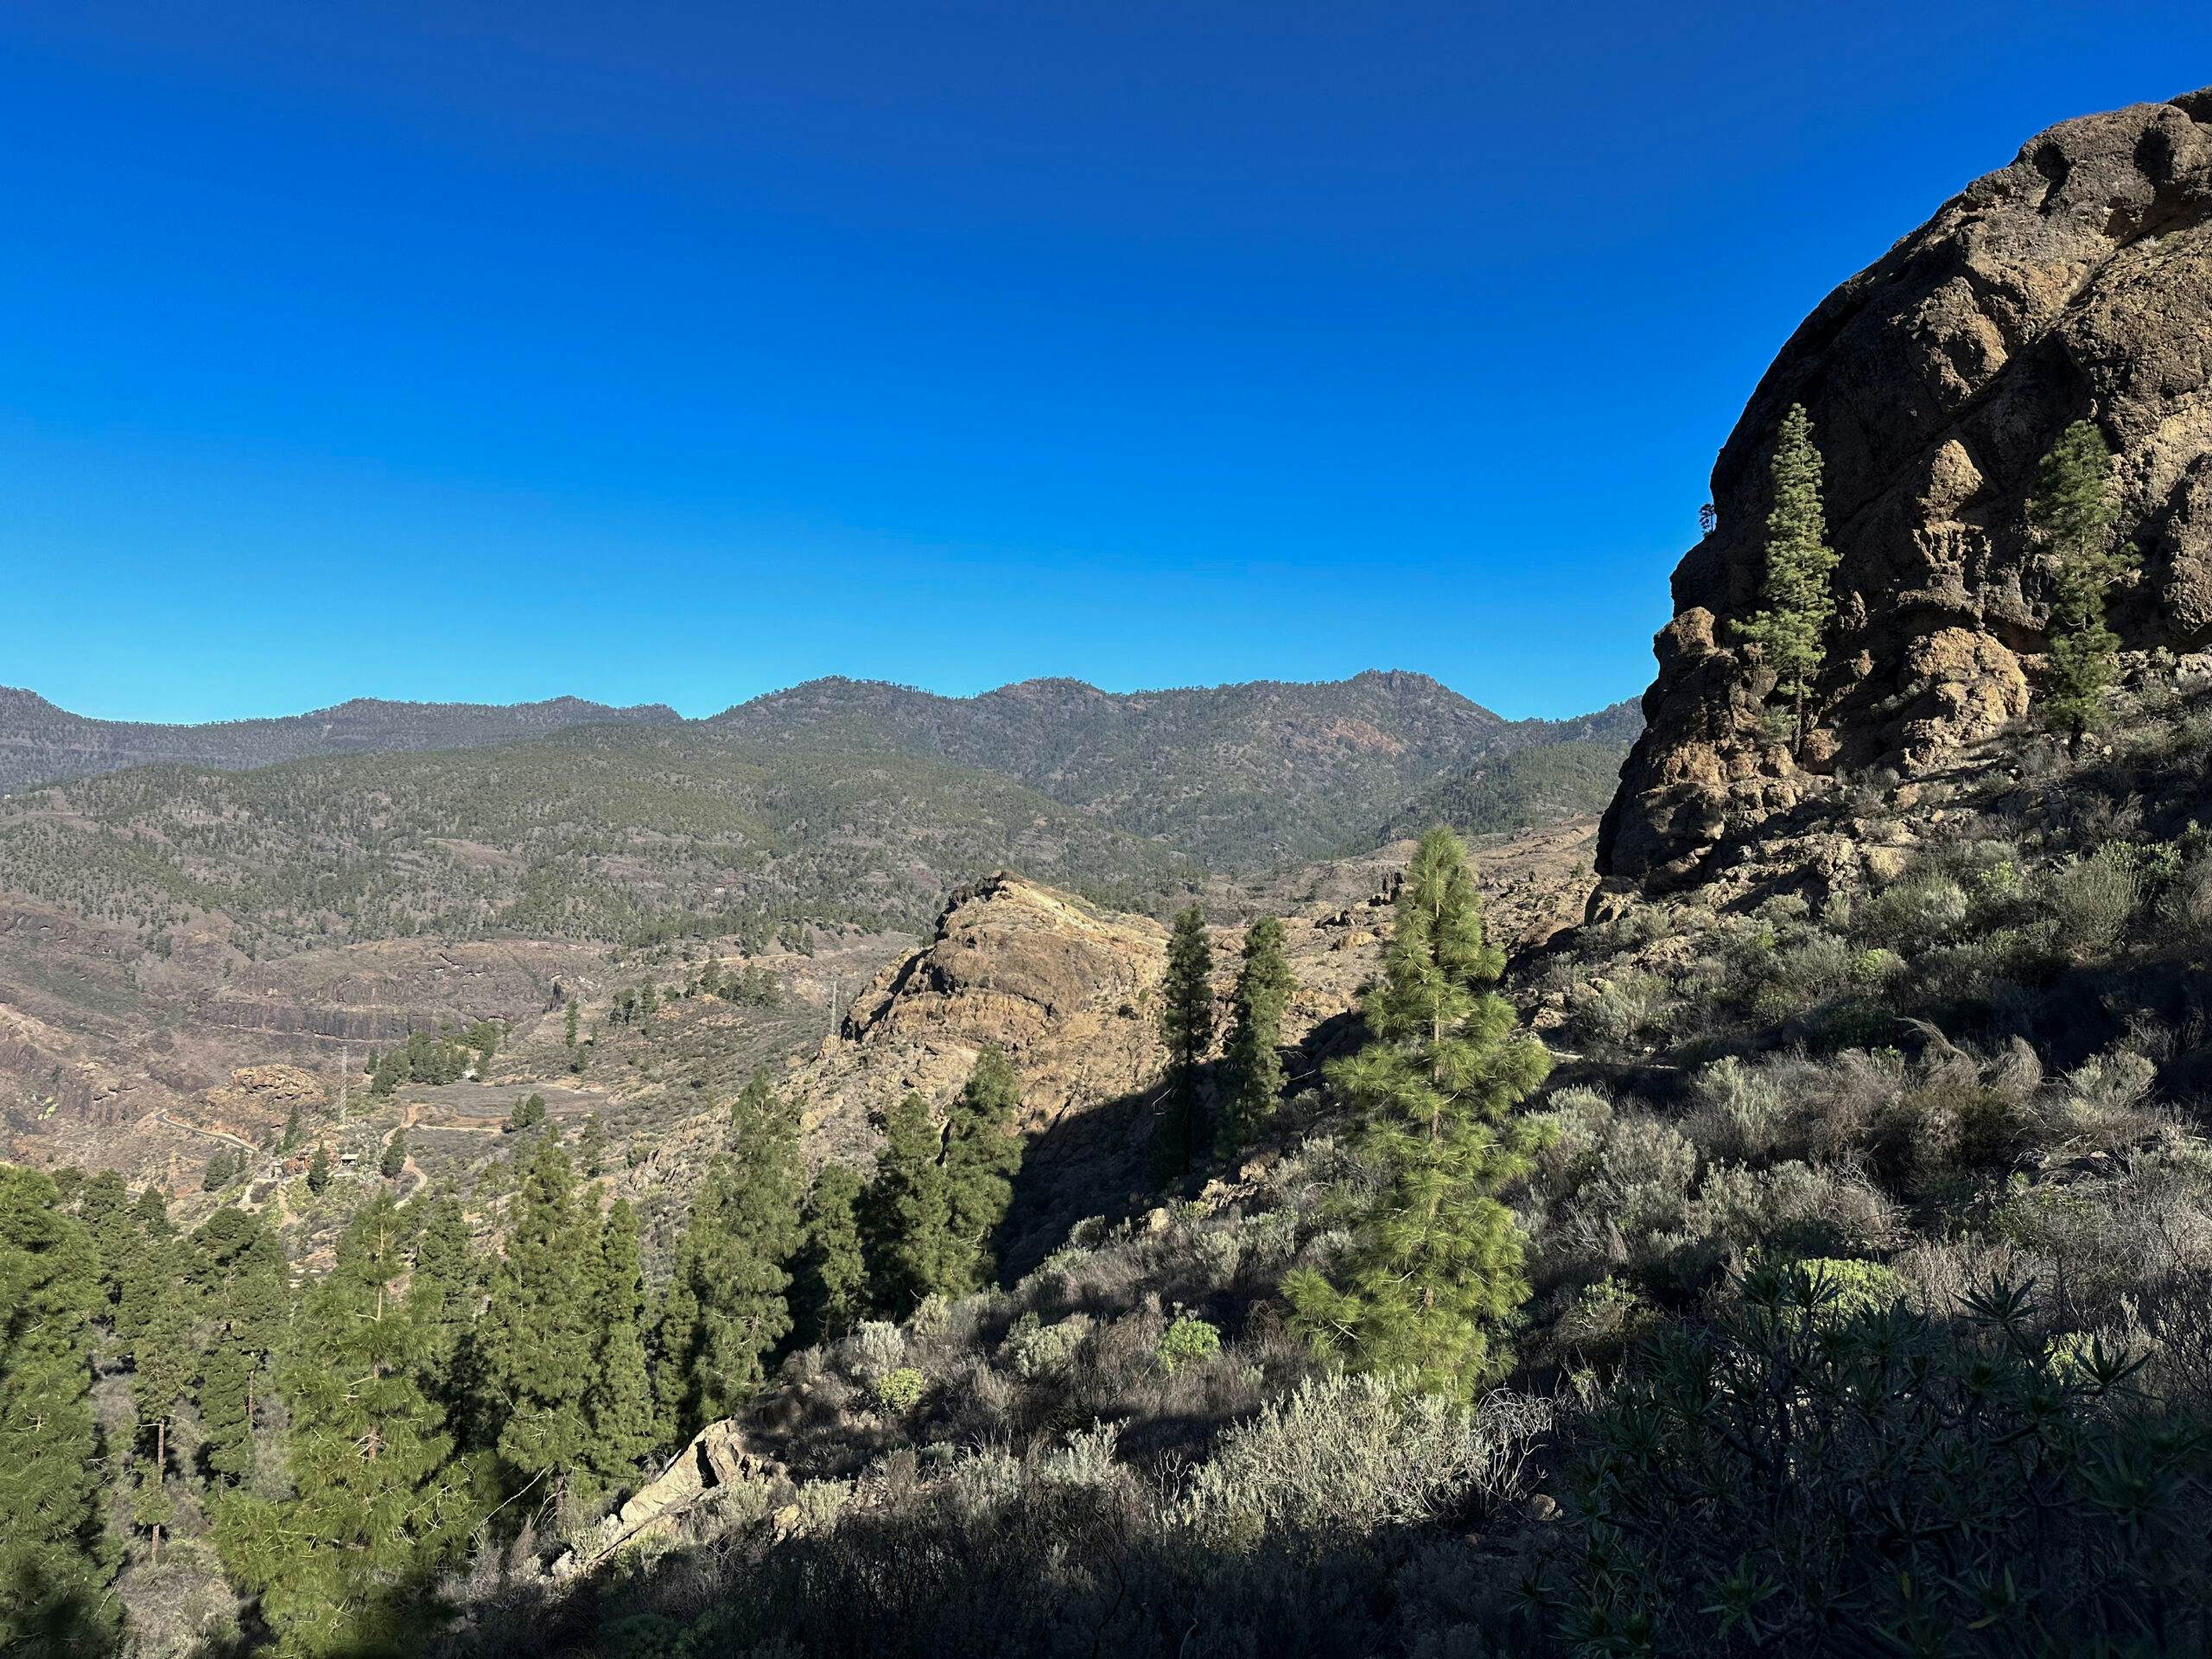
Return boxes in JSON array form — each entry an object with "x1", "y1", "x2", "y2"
[{"x1": 1604, "y1": 87, "x2": 2212, "y2": 889}]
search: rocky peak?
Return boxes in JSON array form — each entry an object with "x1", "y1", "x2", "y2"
[{"x1": 1601, "y1": 87, "x2": 2212, "y2": 889}]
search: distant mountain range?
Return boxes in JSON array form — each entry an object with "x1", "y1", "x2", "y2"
[
  {"x1": 709, "y1": 670, "x2": 1637, "y2": 868},
  {"x1": 0, "y1": 687, "x2": 681, "y2": 793},
  {"x1": 0, "y1": 674, "x2": 1638, "y2": 947}
]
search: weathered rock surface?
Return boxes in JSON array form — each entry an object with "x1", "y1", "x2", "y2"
[
  {"x1": 1603, "y1": 87, "x2": 2212, "y2": 889},
  {"x1": 190, "y1": 1065, "x2": 327, "y2": 1144},
  {"x1": 554, "y1": 1419, "x2": 786, "y2": 1576},
  {"x1": 785, "y1": 870, "x2": 1384, "y2": 1174}
]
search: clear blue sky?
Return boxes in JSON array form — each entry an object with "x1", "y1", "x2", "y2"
[{"x1": 3, "y1": 3, "x2": 2205, "y2": 722}]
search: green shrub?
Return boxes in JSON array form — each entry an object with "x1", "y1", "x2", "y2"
[
  {"x1": 1001, "y1": 1312, "x2": 1092, "y2": 1380},
  {"x1": 1181, "y1": 1373, "x2": 1549, "y2": 1541},
  {"x1": 1538, "y1": 1268, "x2": 2211, "y2": 1655},
  {"x1": 2042, "y1": 846, "x2": 2144, "y2": 956},
  {"x1": 1854, "y1": 868, "x2": 1969, "y2": 951},
  {"x1": 874, "y1": 1367, "x2": 928, "y2": 1414},
  {"x1": 1155, "y1": 1314, "x2": 1223, "y2": 1376}
]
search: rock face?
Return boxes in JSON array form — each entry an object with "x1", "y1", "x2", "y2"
[
  {"x1": 1602, "y1": 87, "x2": 2212, "y2": 888},
  {"x1": 191, "y1": 1065, "x2": 327, "y2": 1144},
  {"x1": 791, "y1": 872, "x2": 1384, "y2": 1167}
]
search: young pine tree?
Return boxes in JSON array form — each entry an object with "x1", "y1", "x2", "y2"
[
  {"x1": 475, "y1": 1139, "x2": 598, "y2": 1498},
  {"x1": 654, "y1": 1076, "x2": 805, "y2": 1439},
  {"x1": 214, "y1": 1193, "x2": 478, "y2": 1656},
  {"x1": 0, "y1": 1167, "x2": 121, "y2": 1653},
  {"x1": 1154, "y1": 903, "x2": 1216, "y2": 1179},
  {"x1": 2030, "y1": 417, "x2": 2138, "y2": 741},
  {"x1": 188, "y1": 1207, "x2": 290, "y2": 1487},
  {"x1": 1217, "y1": 915, "x2": 1296, "y2": 1159},
  {"x1": 578, "y1": 1111, "x2": 609, "y2": 1178},
  {"x1": 125, "y1": 1240, "x2": 202, "y2": 1561},
  {"x1": 863, "y1": 1091, "x2": 959, "y2": 1319},
  {"x1": 584, "y1": 1200, "x2": 658, "y2": 1485},
  {"x1": 380, "y1": 1129, "x2": 407, "y2": 1181},
  {"x1": 306, "y1": 1144, "x2": 333, "y2": 1196},
  {"x1": 1283, "y1": 827, "x2": 1552, "y2": 1398},
  {"x1": 406, "y1": 1193, "x2": 480, "y2": 1440},
  {"x1": 942, "y1": 1045, "x2": 1025, "y2": 1293},
  {"x1": 791, "y1": 1164, "x2": 870, "y2": 1347},
  {"x1": 1734, "y1": 404, "x2": 1838, "y2": 753}
]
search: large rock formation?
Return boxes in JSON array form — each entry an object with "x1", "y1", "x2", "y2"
[
  {"x1": 785, "y1": 871, "x2": 1386, "y2": 1171},
  {"x1": 1602, "y1": 87, "x2": 2212, "y2": 889}
]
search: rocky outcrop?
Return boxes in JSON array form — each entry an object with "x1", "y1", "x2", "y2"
[
  {"x1": 1602, "y1": 87, "x2": 2212, "y2": 888},
  {"x1": 192, "y1": 1065, "x2": 327, "y2": 1144},
  {"x1": 787, "y1": 871, "x2": 1380, "y2": 1167},
  {"x1": 553, "y1": 1420, "x2": 787, "y2": 1576}
]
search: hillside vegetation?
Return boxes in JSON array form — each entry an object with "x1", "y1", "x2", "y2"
[
  {"x1": 0, "y1": 726, "x2": 1197, "y2": 954},
  {"x1": 713, "y1": 671, "x2": 1634, "y2": 867},
  {"x1": 0, "y1": 688, "x2": 680, "y2": 792}
]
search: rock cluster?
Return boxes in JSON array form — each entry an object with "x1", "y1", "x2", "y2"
[{"x1": 1602, "y1": 87, "x2": 2212, "y2": 889}]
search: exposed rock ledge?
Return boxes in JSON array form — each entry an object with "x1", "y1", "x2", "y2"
[{"x1": 1602, "y1": 86, "x2": 2212, "y2": 891}]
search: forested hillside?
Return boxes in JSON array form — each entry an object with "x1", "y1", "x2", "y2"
[
  {"x1": 0, "y1": 688, "x2": 681, "y2": 792},
  {"x1": 0, "y1": 725, "x2": 1198, "y2": 955},
  {"x1": 713, "y1": 671, "x2": 1636, "y2": 866}
]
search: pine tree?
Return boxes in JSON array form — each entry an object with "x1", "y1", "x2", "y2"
[
  {"x1": 475, "y1": 1139, "x2": 597, "y2": 1498},
  {"x1": 76, "y1": 1169, "x2": 139, "y2": 1310},
  {"x1": 654, "y1": 1076, "x2": 805, "y2": 1438},
  {"x1": 0, "y1": 1167, "x2": 121, "y2": 1652},
  {"x1": 133, "y1": 1183, "x2": 174, "y2": 1236},
  {"x1": 2030, "y1": 417, "x2": 2139, "y2": 740},
  {"x1": 125, "y1": 1235, "x2": 203, "y2": 1560},
  {"x1": 281, "y1": 1103, "x2": 303, "y2": 1151},
  {"x1": 1283, "y1": 827, "x2": 1552, "y2": 1398},
  {"x1": 213, "y1": 1193, "x2": 478, "y2": 1656},
  {"x1": 306, "y1": 1144, "x2": 333, "y2": 1195},
  {"x1": 189, "y1": 1207, "x2": 289, "y2": 1486},
  {"x1": 1155, "y1": 903, "x2": 1216, "y2": 1179},
  {"x1": 578, "y1": 1111, "x2": 609, "y2": 1178},
  {"x1": 1734, "y1": 404, "x2": 1838, "y2": 753},
  {"x1": 943, "y1": 1046, "x2": 1024, "y2": 1292},
  {"x1": 1217, "y1": 915, "x2": 1296, "y2": 1159},
  {"x1": 406, "y1": 1193, "x2": 480, "y2": 1440},
  {"x1": 584, "y1": 1200, "x2": 658, "y2": 1485},
  {"x1": 380, "y1": 1129, "x2": 407, "y2": 1180},
  {"x1": 792, "y1": 1164, "x2": 869, "y2": 1346},
  {"x1": 862, "y1": 1091, "x2": 957, "y2": 1318},
  {"x1": 563, "y1": 998, "x2": 581, "y2": 1047}
]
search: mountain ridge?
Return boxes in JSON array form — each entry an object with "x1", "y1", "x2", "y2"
[{"x1": 0, "y1": 685, "x2": 683, "y2": 792}]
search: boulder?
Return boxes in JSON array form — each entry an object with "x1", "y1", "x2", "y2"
[{"x1": 1602, "y1": 87, "x2": 2212, "y2": 888}]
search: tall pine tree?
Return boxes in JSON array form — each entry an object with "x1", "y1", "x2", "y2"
[
  {"x1": 1734, "y1": 404, "x2": 1838, "y2": 753},
  {"x1": 406, "y1": 1192, "x2": 480, "y2": 1443},
  {"x1": 125, "y1": 1237, "x2": 202, "y2": 1564},
  {"x1": 1154, "y1": 903, "x2": 1216, "y2": 1179},
  {"x1": 188, "y1": 1207, "x2": 289, "y2": 1487},
  {"x1": 215, "y1": 1192, "x2": 479, "y2": 1656},
  {"x1": 2030, "y1": 417, "x2": 2138, "y2": 740},
  {"x1": 654, "y1": 1075, "x2": 805, "y2": 1439},
  {"x1": 1217, "y1": 915, "x2": 1296, "y2": 1158},
  {"x1": 1283, "y1": 827, "x2": 1551, "y2": 1397},
  {"x1": 0, "y1": 1167, "x2": 120, "y2": 1652},
  {"x1": 585, "y1": 1199, "x2": 658, "y2": 1485},
  {"x1": 862, "y1": 1092, "x2": 958, "y2": 1319},
  {"x1": 475, "y1": 1139, "x2": 597, "y2": 1501},
  {"x1": 792, "y1": 1164, "x2": 870, "y2": 1346},
  {"x1": 943, "y1": 1046, "x2": 1025, "y2": 1293}
]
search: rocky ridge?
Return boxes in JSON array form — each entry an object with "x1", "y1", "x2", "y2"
[{"x1": 1603, "y1": 86, "x2": 2212, "y2": 890}]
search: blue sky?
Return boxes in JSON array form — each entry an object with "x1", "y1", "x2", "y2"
[{"x1": 3, "y1": 3, "x2": 2206, "y2": 722}]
